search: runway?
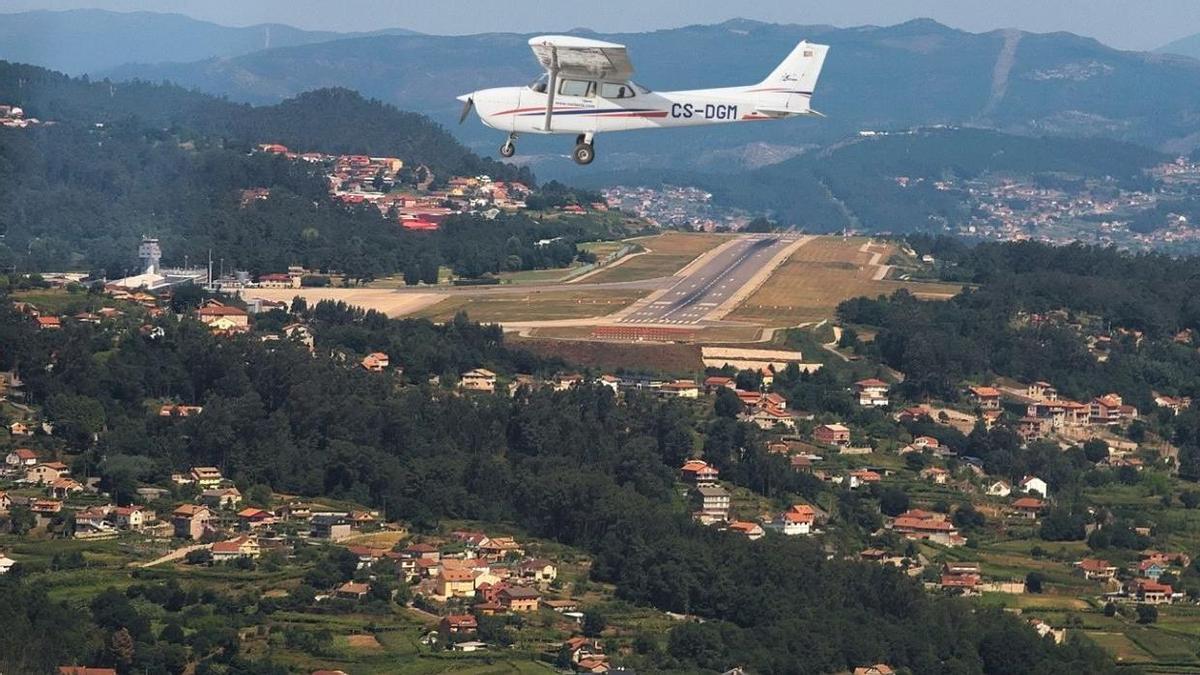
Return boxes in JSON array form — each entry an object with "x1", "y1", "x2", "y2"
[{"x1": 619, "y1": 234, "x2": 800, "y2": 325}]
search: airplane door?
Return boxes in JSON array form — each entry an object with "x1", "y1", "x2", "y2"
[
  {"x1": 554, "y1": 78, "x2": 597, "y2": 133},
  {"x1": 597, "y1": 82, "x2": 638, "y2": 131}
]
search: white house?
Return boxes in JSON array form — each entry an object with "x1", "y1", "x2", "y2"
[
  {"x1": 1019, "y1": 476, "x2": 1049, "y2": 499},
  {"x1": 986, "y1": 480, "x2": 1012, "y2": 497},
  {"x1": 768, "y1": 504, "x2": 816, "y2": 535},
  {"x1": 0, "y1": 554, "x2": 15, "y2": 574}
]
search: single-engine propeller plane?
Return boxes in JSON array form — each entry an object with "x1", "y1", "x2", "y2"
[{"x1": 457, "y1": 35, "x2": 829, "y2": 165}]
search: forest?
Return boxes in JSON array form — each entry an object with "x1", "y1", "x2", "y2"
[{"x1": 0, "y1": 293, "x2": 1120, "y2": 674}]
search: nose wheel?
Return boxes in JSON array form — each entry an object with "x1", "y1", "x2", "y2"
[{"x1": 499, "y1": 133, "x2": 517, "y2": 158}]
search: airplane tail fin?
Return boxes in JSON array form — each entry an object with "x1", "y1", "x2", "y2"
[{"x1": 758, "y1": 41, "x2": 829, "y2": 95}]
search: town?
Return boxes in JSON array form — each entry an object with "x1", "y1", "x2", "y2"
[{"x1": 4, "y1": 245, "x2": 1200, "y2": 673}]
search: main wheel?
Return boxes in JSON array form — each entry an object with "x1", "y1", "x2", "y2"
[
  {"x1": 499, "y1": 141, "x2": 516, "y2": 158},
  {"x1": 572, "y1": 142, "x2": 595, "y2": 165}
]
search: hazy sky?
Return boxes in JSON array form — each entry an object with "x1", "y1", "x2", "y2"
[{"x1": 4, "y1": 0, "x2": 1200, "y2": 50}]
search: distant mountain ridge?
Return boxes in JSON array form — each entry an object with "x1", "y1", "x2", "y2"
[
  {"x1": 96, "y1": 17, "x2": 1200, "y2": 176},
  {"x1": 1157, "y1": 32, "x2": 1200, "y2": 60},
  {"x1": 0, "y1": 9, "x2": 419, "y2": 75}
]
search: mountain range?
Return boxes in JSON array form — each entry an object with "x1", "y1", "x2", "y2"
[
  {"x1": 0, "y1": 9, "x2": 418, "y2": 75},
  {"x1": 95, "y1": 17, "x2": 1200, "y2": 175},
  {"x1": 6, "y1": 10, "x2": 1200, "y2": 178},
  {"x1": 1158, "y1": 32, "x2": 1200, "y2": 60}
]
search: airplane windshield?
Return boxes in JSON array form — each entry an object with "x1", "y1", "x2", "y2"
[
  {"x1": 529, "y1": 74, "x2": 549, "y2": 93},
  {"x1": 632, "y1": 81, "x2": 652, "y2": 94}
]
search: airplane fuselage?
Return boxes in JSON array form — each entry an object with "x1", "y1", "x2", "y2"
[
  {"x1": 469, "y1": 84, "x2": 810, "y2": 135},
  {"x1": 458, "y1": 36, "x2": 828, "y2": 164}
]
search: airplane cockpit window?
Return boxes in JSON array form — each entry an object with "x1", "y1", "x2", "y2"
[
  {"x1": 528, "y1": 74, "x2": 549, "y2": 93},
  {"x1": 558, "y1": 79, "x2": 594, "y2": 97},
  {"x1": 600, "y1": 82, "x2": 636, "y2": 99}
]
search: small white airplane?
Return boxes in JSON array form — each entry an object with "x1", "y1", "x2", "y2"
[{"x1": 457, "y1": 35, "x2": 829, "y2": 165}]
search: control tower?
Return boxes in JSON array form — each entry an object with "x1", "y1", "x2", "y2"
[{"x1": 138, "y1": 237, "x2": 162, "y2": 275}]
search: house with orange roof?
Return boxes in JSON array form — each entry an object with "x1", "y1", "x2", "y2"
[
  {"x1": 769, "y1": 504, "x2": 816, "y2": 536},
  {"x1": 1011, "y1": 497, "x2": 1046, "y2": 519},
  {"x1": 968, "y1": 385, "x2": 1002, "y2": 410},
  {"x1": 172, "y1": 504, "x2": 213, "y2": 540},
  {"x1": 439, "y1": 614, "x2": 477, "y2": 636},
  {"x1": 679, "y1": 459, "x2": 720, "y2": 487},
  {"x1": 1075, "y1": 558, "x2": 1117, "y2": 581},
  {"x1": 335, "y1": 581, "x2": 371, "y2": 600},
  {"x1": 1132, "y1": 579, "x2": 1176, "y2": 604},
  {"x1": 5, "y1": 447, "x2": 38, "y2": 470},
  {"x1": 48, "y1": 477, "x2": 85, "y2": 499},
  {"x1": 703, "y1": 375, "x2": 736, "y2": 392},
  {"x1": 1091, "y1": 393, "x2": 1137, "y2": 425},
  {"x1": 361, "y1": 352, "x2": 389, "y2": 372},
  {"x1": 112, "y1": 505, "x2": 154, "y2": 530},
  {"x1": 814, "y1": 423, "x2": 851, "y2": 447},
  {"x1": 726, "y1": 520, "x2": 765, "y2": 540},
  {"x1": 889, "y1": 509, "x2": 964, "y2": 547},
  {"x1": 237, "y1": 507, "x2": 276, "y2": 529},
  {"x1": 36, "y1": 316, "x2": 62, "y2": 330},
  {"x1": 211, "y1": 536, "x2": 261, "y2": 562},
  {"x1": 437, "y1": 568, "x2": 477, "y2": 599},
  {"x1": 26, "y1": 461, "x2": 70, "y2": 484},
  {"x1": 940, "y1": 571, "x2": 982, "y2": 596},
  {"x1": 195, "y1": 302, "x2": 249, "y2": 331}
]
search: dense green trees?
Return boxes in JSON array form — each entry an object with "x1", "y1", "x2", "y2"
[
  {"x1": 0, "y1": 292, "x2": 1119, "y2": 673},
  {"x1": 0, "y1": 61, "x2": 632, "y2": 279}
]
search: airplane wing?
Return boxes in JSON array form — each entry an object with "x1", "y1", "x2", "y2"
[{"x1": 528, "y1": 35, "x2": 634, "y2": 81}]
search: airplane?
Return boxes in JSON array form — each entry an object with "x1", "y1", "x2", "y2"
[{"x1": 457, "y1": 35, "x2": 829, "y2": 165}]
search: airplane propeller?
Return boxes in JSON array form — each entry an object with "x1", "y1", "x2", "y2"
[{"x1": 458, "y1": 96, "x2": 474, "y2": 124}]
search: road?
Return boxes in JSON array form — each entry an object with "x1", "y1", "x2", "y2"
[{"x1": 619, "y1": 235, "x2": 801, "y2": 325}]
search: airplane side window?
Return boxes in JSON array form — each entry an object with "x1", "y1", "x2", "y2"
[
  {"x1": 600, "y1": 82, "x2": 635, "y2": 99},
  {"x1": 559, "y1": 79, "x2": 593, "y2": 97}
]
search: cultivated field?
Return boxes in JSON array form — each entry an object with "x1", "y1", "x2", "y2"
[
  {"x1": 512, "y1": 337, "x2": 705, "y2": 373},
  {"x1": 412, "y1": 288, "x2": 645, "y2": 323},
  {"x1": 580, "y1": 232, "x2": 729, "y2": 283},
  {"x1": 729, "y1": 237, "x2": 963, "y2": 325}
]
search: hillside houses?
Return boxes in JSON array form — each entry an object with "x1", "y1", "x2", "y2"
[
  {"x1": 767, "y1": 504, "x2": 817, "y2": 536},
  {"x1": 854, "y1": 378, "x2": 890, "y2": 407},
  {"x1": 691, "y1": 485, "x2": 731, "y2": 524},
  {"x1": 679, "y1": 460, "x2": 720, "y2": 487},
  {"x1": 814, "y1": 423, "x2": 851, "y2": 447},
  {"x1": 888, "y1": 509, "x2": 965, "y2": 547},
  {"x1": 968, "y1": 386, "x2": 1002, "y2": 410}
]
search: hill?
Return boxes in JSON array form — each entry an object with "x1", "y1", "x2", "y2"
[
  {"x1": 102, "y1": 17, "x2": 1200, "y2": 174},
  {"x1": 1157, "y1": 32, "x2": 1200, "y2": 60},
  {"x1": 579, "y1": 127, "x2": 1168, "y2": 233},
  {"x1": 0, "y1": 9, "x2": 418, "y2": 75},
  {"x1": 0, "y1": 61, "x2": 524, "y2": 183},
  {"x1": 0, "y1": 61, "x2": 557, "y2": 277}
]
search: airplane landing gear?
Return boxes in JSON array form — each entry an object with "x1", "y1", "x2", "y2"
[
  {"x1": 572, "y1": 133, "x2": 595, "y2": 165},
  {"x1": 499, "y1": 133, "x2": 517, "y2": 158},
  {"x1": 572, "y1": 143, "x2": 595, "y2": 165}
]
